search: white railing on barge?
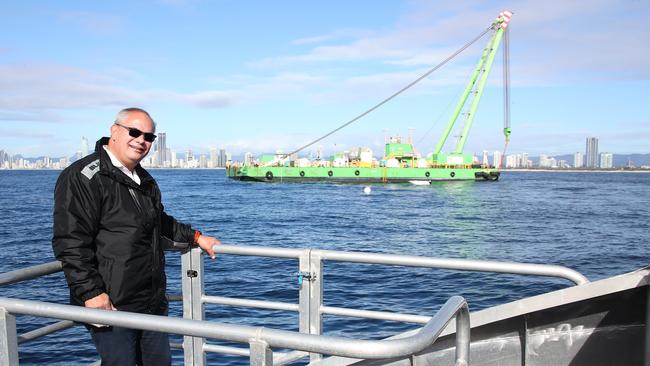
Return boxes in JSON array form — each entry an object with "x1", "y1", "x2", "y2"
[{"x1": 0, "y1": 244, "x2": 588, "y2": 365}]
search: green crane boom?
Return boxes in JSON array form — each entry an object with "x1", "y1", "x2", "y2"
[{"x1": 433, "y1": 11, "x2": 513, "y2": 160}]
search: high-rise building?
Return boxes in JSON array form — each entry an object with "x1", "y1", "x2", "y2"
[
  {"x1": 600, "y1": 152, "x2": 613, "y2": 168},
  {"x1": 574, "y1": 152, "x2": 584, "y2": 168},
  {"x1": 482, "y1": 150, "x2": 489, "y2": 166},
  {"x1": 586, "y1": 137, "x2": 599, "y2": 168},
  {"x1": 156, "y1": 132, "x2": 167, "y2": 167},
  {"x1": 244, "y1": 152, "x2": 254, "y2": 165},
  {"x1": 521, "y1": 153, "x2": 529, "y2": 168},
  {"x1": 539, "y1": 154, "x2": 549, "y2": 168},
  {"x1": 493, "y1": 151, "x2": 502, "y2": 168},
  {"x1": 218, "y1": 149, "x2": 227, "y2": 167},
  {"x1": 81, "y1": 137, "x2": 89, "y2": 157},
  {"x1": 209, "y1": 148, "x2": 218, "y2": 168},
  {"x1": 170, "y1": 150, "x2": 177, "y2": 168}
]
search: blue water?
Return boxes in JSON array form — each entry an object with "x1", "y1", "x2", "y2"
[{"x1": 1, "y1": 169, "x2": 649, "y2": 365}]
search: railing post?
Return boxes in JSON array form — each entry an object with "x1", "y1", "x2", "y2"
[
  {"x1": 309, "y1": 251, "x2": 324, "y2": 363},
  {"x1": 249, "y1": 339, "x2": 273, "y2": 365},
  {"x1": 181, "y1": 247, "x2": 205, "y2": 366},
  {"x1": 0, "y1": 308, "x2": 19, "y2": 366},
  {"x1": 298, "y1": 249, "x2": 311, "y2": 335},
  {"x1": 454, "y1": 303, "x2": 471, "y2": 366}
]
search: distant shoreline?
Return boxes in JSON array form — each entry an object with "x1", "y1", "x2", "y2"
[
  {"x1": 0, "y1": 167, "x2": 227, "y2": 171},
  {"x1": 504, "y1": 168, "x2": 650, "y2": 173}
]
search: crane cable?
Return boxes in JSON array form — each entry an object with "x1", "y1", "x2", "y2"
[{"x1": 281, "y1": 26, "x2": 495, "y2": 159}]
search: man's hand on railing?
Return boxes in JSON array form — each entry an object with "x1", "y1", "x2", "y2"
[
  {"x1": 84, "y1": 292, "x2": 116, "y2": 328},
  {"x1": 196, "y1": 235, "x2": 221, "y2": 260},
  {"x1": 84, "y1": 292, "x2": 116, "y2": 311}
]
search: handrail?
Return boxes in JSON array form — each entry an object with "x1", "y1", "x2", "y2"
[
  {"x1": 17, "y1": 320, "x2": 74, "y2": 344},
  {"x1": 318, "y1": 249, "x2": 589, "y2": 285},
  {"x1": 0, "y1": 245, "x2": 589, "y2": 288},
  {"x1": 0, "y1": 261, "x2": 62, "y2": 287},
  {"x1": 214, "y1": 244, "x2": 589, "y2": 285},
  {"x1": 0, "y1": 296, "x2": 469, "y2": 362}
]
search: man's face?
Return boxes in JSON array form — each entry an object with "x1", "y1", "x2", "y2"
[{"x1": 109, "y1": 111, "x2": 155, "y2": 169}]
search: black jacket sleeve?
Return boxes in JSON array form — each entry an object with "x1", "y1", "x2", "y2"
[
  {"x1": 51, "y1": 167, "x2": 105, "y2": 302},
  {"x1": 160, "y1": 202, "x2": 195, "y2": 246}
]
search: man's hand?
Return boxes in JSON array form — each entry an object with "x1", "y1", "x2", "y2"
[
  {"x1": 196, "y1": 235, "x2": 221, "y2": 259},
  {"x1": 84, "y1": 292, "x2": 116, "y2": 310}
]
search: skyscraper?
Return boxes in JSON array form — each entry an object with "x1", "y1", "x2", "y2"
[
  {"x1": 244, "y1": 152, "x2": 253, "y2": 165},
  {"x1": 218, "y1": 149, "x2": 227, "y2": 167},
  {"x1": 209, "y1": 148, "x2": 218, "y2": 168},
  {"x1": 156, "y1": 132, "x2": 167, "y2": 167},
  {"x1": 574, "y1": 152, "x2": 584, "y2": 168},
  {"x1": 586, "y1": 137, "x2": 599, "y2": 168},
  {"x1": 493, "y1": 151, "x2": 502, "y2": 168},
  {"x1": 522, "y1": 153, "x2": 529, "y2": 168},
  {"x1": 81, "y1": 137, "x2": 89, "y2": 157},
  {"x1": 170, "y1": 150, "x2": 177, "y2": 168},
  {"x1": 600, "y1": 152, "x2": 613, "y2": 168},
  {"x1": 539, "y1": 154, "x2": 549, "y2": 168}
]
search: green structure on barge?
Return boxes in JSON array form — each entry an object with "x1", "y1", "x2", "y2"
[{"x1": 228, "y1": 11, "x2": 513, "y2": 184}]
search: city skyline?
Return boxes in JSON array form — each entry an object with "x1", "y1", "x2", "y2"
[
  {"x1": 0, "y1": 1, "x2": 648, "y2": 158},
  {"x1": 2, "y1": 133, "x2": 648, "y2": 170}
]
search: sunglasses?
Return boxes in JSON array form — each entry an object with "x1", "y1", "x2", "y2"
[{"x1": 114, "y1": 123, "x2": 157, "y2": 142}]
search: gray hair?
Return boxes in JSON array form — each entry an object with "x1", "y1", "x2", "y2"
[{"x1": 114, "y1": 107, "x2": 157, "y2": 132}]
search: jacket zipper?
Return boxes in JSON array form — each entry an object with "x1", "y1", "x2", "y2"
[{"x1": 128, "y1": 187, "x2": 143, "y2": 214}]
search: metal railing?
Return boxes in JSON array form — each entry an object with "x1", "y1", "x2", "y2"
[
  {"x1": 0, "y1": 296, "x2": 470, "y2": 366},
  {"x1": 0, "y1": 244, "x2": 588, "y2": 365}
]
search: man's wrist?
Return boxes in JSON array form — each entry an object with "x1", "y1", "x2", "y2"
[
  {"x1": 80, "y1": 289, "x2": 105, "y2": 302},
  {"x1": 193, "y1": 230, "x2": 202, "y2": 246}
]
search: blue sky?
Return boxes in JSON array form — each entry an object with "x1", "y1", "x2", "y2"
[{"x1": 1, "y1": 0, "x2": 648, "y2": 158}]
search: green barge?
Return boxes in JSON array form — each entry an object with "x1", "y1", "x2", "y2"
[
  {"x1": 227, "y1": 138, "x2": 499, "y2": 183},
  {"x1": 227, "y1": 165, "x2": 499, "y2": 183}
]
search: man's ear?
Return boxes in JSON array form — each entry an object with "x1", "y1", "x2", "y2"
[{"x1": 109, "y1": 124, "x2": 118, "y2": 139}]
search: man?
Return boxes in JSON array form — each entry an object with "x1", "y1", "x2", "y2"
[{"x1": 52, "y1": 107, "x2": 221, "y2": 365}]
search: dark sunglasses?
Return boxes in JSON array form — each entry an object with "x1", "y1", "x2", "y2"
[{"x1": 114, "y1": 123, "x2": 157, "y2": 142}]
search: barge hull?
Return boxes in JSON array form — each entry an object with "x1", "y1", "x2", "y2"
[{"x1": 227, "y1": 166, "x2": 499, "y2": 183}]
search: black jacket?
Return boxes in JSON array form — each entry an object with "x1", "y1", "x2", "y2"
[{"x1": 52, "y1": 137, "x2": 195, "y2": 314}]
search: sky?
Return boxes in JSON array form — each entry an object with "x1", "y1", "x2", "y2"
[{"x1": 1, "y1": 0, "x2": 649, "y2": 158}]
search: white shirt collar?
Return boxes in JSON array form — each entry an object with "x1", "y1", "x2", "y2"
[{"x1": 103, "y1": 145, "x2": 141, "y2": 185}]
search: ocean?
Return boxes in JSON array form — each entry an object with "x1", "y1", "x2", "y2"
[{"x1": 1, "y1": 169, "x2": 649, "y2": 365}]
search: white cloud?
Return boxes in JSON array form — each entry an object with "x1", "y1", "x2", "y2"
[
  {"x1": 250, "y1": 0, "x2": 650, "y2": 85},
  {"x1": 0, "y1": 63, "x2": 334, "y2": 123}
]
